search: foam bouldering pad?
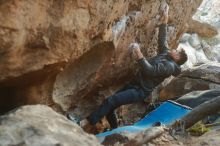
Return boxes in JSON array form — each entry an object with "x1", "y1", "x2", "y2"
[{"x1": 96, "y1": 100, "x2": 191, "y2": 141}]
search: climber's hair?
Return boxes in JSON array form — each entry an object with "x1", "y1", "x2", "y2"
[{"x1": 177, "y1": 49, "x2": 188, "y2": 65}]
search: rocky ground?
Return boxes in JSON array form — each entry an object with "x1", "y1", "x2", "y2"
[
  {"x1": 1, "y1": 104, "x2": 219, "y2": 146},
  {"x1": 0, "y1": 105, "x2": 101, "y2": 146},
  {"x1": 0, "y1": 0, "x2": 220, "y2": 146}
]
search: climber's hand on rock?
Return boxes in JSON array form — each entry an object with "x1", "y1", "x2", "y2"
[
  {"x1": 134, "y1": 47, "x2": 144, "y2": 60},
  {"x1": 163, "y1": 3, "x2": 169, "y2": 24},
  {"x1": 129, "y1": 43, "x2": 140, "y2": 50},
  {"x1": 129, "y1": 43, "x2": 143, "y2": 60},
  {"x1": 159, "y1": 1, "x2": 169, "y2": 24}
]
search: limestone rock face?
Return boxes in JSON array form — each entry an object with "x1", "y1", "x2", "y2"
[
  {"x1": 0, "y1": 105, "x2": 101, "y2": 146},
  {"x1": 0, "y1": 0, "x2": 203, "y2": 113},
  {"x1": 51, "y1": 0, "x2": 203, "y2": 111},
  {"x1": 159, "y1": 63, "x2": 220, "y2": 101}
]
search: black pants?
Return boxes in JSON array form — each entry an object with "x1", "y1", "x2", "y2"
[{"x1": 87, "y1": 85, "x2": 148, "y2": 128}]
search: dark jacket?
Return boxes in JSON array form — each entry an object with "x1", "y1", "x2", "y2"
[{"x1": 135, "y1": 24, "x2": 181, "y2": 94}]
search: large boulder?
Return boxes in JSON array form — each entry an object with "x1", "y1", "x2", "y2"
[
  {"x1": 159, "y1": 63, "x2": 220, "y2": 101},
  {"x1": 0, "y1": 0, "x2": 203, "y2": 81},
  {"x1": 52, "y1": 0, "x2": 203, "y2": 112},
  {"x1": 0, "y1": 105, "x2": 101, "y2": 146},
  {"x1": 0, "y1": 0, "x2": 203, "y2": 113}
]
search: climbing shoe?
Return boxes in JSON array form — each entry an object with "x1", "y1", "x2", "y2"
[{"x1": 66, "y1": 112, "x2": 80, "y2": 125}]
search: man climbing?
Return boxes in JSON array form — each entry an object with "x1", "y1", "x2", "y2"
[{"x1": 75, "y1": 2, "x2": 188, "y2": 130}]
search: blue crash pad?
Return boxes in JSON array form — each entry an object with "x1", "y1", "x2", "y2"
[{"x1": 96, "y1": 100, "x2": 191, "y2": 140}]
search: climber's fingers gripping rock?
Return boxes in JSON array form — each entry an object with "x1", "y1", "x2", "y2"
[
  {"x1": 129, "y1": 43, "x2": 144, "y2": 60},
  {"x1": 159, "y1": 1, "x2": 169, "y2": 24}
]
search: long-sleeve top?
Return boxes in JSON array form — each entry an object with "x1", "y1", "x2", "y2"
[{"x1": 134, "y1": 24, "x2": 181, "y2": 94}]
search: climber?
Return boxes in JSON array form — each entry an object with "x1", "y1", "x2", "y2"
[{"x1": 69, "y1": 2, "x2": 188, "y2": 130}]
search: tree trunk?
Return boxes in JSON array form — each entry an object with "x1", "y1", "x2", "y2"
[{"x1": 180, "y1": 96, "x2": 220, "y2": 129}]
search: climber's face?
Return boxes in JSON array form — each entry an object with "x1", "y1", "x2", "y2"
[
  {"x1": 168, "y1": 48, "x2": 188, "y2": 65},
  {"x1": 169, "y1": 49, "x2": 181, "y2": 61}
]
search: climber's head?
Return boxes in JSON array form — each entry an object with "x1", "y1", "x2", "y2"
[{"x1": 168, "y1": 48, "x2": 188, "y2": 65}]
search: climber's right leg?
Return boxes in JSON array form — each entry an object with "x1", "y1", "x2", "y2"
[{"x1": 83, "y1": 86, "x2": 145, "y2": 129}]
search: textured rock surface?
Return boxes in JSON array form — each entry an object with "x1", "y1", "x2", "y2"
[
  {"x1": 102, "y1": 127, "x2": 165, "y2": 146},
  {"x1": 193, "y1": 0, "x2": 220, "y2": 61},
  {"x1": 0, "y1": 0, "x2": 202, "y2": 79},
  {"x1": 159, "y1": 63, "x2": 220, "y2": 101},
  {"x1": 0, "y1": 105, "x2": 101, "y2": 146},
  {"x1": 0, "y1": 0, "x2": 203, "y2": 117},
  {"x1": 101, "y1": 126, "x2": 220, "y2": 146},
  {"x1": 1, "y1": 1, "x2": 220, "y2": 145},
  {"x1": 176, "y1": 89, "x2": 220, "y2": 108},
  {"x1": 176, "y1": 0, "x2": 220, "y2": 72},
  {"x1": 51, "y1": 0, "x2": 203, "y2": 111},
  {"x1": 190, "y1": 129, "x2": 220, "y2": 146},
  {"x1": 194, "y1": 0, "x2": 220, "y2": 28}
]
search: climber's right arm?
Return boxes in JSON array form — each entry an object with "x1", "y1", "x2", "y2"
[
  {"x1": 158, "y1": 24, "x2": 169, "y2": 53},
  {"x1": 158, "y1": 2, "x2": 169, "y2": 54}
]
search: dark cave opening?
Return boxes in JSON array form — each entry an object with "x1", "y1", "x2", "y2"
[
  {"x1": 0, "y1": 86, "x2": 23, "y2": 115},
  {"x1": 0, "y1": 62, "x2": 65, "y2": 115}
]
